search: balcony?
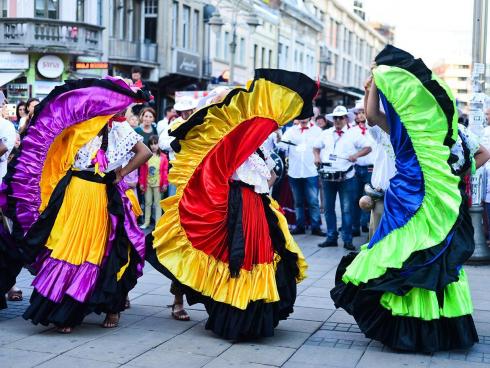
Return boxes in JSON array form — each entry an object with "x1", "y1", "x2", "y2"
[
  {"x1": 0, "y1": 18, "x2": 103, "y2": 56},
  {"x1": 109, "y1": 38, "x2": 158, "y2": 65}
]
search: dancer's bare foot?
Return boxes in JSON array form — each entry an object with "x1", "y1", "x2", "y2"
[{"x1": 102, "y1": 313, "x2": 120, "y2": 328}]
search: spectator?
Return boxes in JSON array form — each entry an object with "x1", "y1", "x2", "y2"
[
  {"x1": 135, "y1": 107, "x2": 158, "y2": 146},
  {"x1": 157, "y1": 106, "x2": 176, "y2": 137},
  {"x1": 313, "y1": 105, "x2": 372, "y2": 250},
  {"x1": 315, "y1": 115, "x2": 330, "y2": 130},
  {"x1": 278, "y1": 118, "x2": 324, "y2": 236},
  {"x1": 15, "y1": 101, "x2": 27, "y2": 130},
  {"x1": 18, "y1": 98, "x2": 39, "y2": 134}
]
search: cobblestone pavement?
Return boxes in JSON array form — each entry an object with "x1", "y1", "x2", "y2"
[{"x1": 1, "y1": 232, "x2": 490, "y2": 368}]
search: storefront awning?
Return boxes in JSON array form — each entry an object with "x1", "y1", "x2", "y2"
[{"x1": 0, "y1": 71, "x2": 22, "y2": 87}]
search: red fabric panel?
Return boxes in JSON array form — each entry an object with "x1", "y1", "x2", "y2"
[
  {"x1": 240, "y1": 186, "x2": 274, "y2": 269},
  {"x1": 178, "y1": 117, "x2": 277, "y2": 264}
]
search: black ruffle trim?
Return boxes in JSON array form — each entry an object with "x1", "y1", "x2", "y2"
[
  {"x1": 170, "y1": 69, "x2": 317, "y2": 153},
  {"x1": 331, "y1": 254, "x2": 478, "y2": 352},
  {"x1": 375, "y1": 45, "x2": 456, "y2": 148},
  {"x1": 145, "y1": 194, "x2": 299, "y2": 339}
]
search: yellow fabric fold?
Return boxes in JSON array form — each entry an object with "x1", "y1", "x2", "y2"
[
  {"x1": 39, "y1": 115, "x2": 112, "y2": 212},
  {"x1": 152, "y1": 79, "x2": 308, "y2": 310},
  {"x1": 126, "y1": 189, "x2": 143, "y2": 217}
]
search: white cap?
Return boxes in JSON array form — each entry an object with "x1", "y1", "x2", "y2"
[
  {"x1": 174, "y1": 96, "x2": 198, "y2": 112},
  {"x1": 349, "y1": 99, "x2": 365, "y2": 114},
  {"x1": 326, "y1": 105, "x2": 354, "y2": 123}
]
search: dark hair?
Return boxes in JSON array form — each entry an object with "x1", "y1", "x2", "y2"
[
  {"x1": 16, "y1": 101, "x2": 26, "y2": 121},
  {"x1": 164, "y1": 106, "x2": 174, "y2": 114},
  {"x1": 131, "y1": 66, "x2": 142, "y2": 74},
  {"x1": 148, "y1": 134, "x2": 160, "y2": 154},
  {"x1": 26, "y1": 98, "x2": 40, "y2": 111},
  {"x1": 139, "y1": 107, "x2": 157, "y2": 122}
]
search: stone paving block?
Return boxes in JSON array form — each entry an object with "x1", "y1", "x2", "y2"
[
  {"x1": 276, "y1": 318, "x2": 323, "y2": 333},
  {"x1": 473, "y1": 309, "x2": 490, "y2": 323},
  {"x1": 5, "y1": 326, "x2": 113, "y2": 354},
  {"x1": 217, "y1": 343, "x2": 295, "y2": 366},
  {"x1": 66, "y1": 329, "x2": 175, "y2": 364},
  {"x1": 429, "y1": 358, "x2": 488, "y2": 367},
  {"x1": 356, "y1": 350, "x2": 430, "y2": 368},
  {"x1": 153, "y1": 307, "x2": 209, "y2": 322},
  {"x1": 289, "y1": 306, "x2": 335, "y2": 321},
  {"x1": 476, "y1": 323, "x2": 490, "y2": 336},
  {"x1": 203, "y1": 357, "x2": 276, "y2": 368},
  {"x1": 126, "y1": 315, "x2": 198, "y2": 335},
  {"x1": 0, "y1": 347, "x2": 55, "y2": 368},
  {"x1": 122, "y1": 304, "x2": 165, "y2": 317},
  {"x1": 327, "y1": 310, "x2": 356, "y2": 324},
  {"x1": 129, "y1": 293, "x2": 174, "y2": 307},
  {"x1": 153, "y1": 328, "x2": 232, "y2": 357},
  {"x1": 35, "y1": 355, "x2": 120, "y2": 368},
  {"x1": 282, "y1": 362, "x2": 341, "y2": 368},
  {"x1": 293, "y1": 295, "x2": 335, "y2": 310},
  {"x1": 300, "y1": 286, "x2": 331, "y2": 298},
  {"x1": 124, "y1": 349, "x2": 213, "y2": 368},
  {"x1": 82, "y1": 311, "x2": 148, "y2": 328},
  {"x1": 0, "y1": 318, "x2": 51, "y2": 345},
  {"x1": 253, "y1": 330, "x2": 310, "y2": 349},
  {"x1": 287, "y1": 345, "x2": 362, "y2": 367}
]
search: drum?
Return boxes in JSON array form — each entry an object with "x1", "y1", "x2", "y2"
[{"x1": 270, "y1": 151, "x2": 285, "y2": 181}]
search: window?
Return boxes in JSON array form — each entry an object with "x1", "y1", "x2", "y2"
[
  {"x1": 117, "y1": 0, "x2": 125, "y2": 39},
  {"x1": 76, "y1": 0, "x2": 84, "y2": 22},
  {"x1": 127, "y1": 1, "x2": 134, "y2": 42},
  {"x1": 97, "y1": 0, "x2": 103, "y2": 26},
  {"x1": 458, "y1": 77, "x2": 467, "y2": 81},
  {"x1": 172, "y1": 1, "x2": 178, "y2": 47},
  {"x1": 144, "y1": 0, "x2": 157, "y2": 43},
  {"x1": 269, "y1": 49, "x2": 272, "y2": 68},
  {"x1": 35, "y1": 0, "x2": 59, "y2": 19},
  {"x1": 224, "y1": 31, "x2": 230, "y2": 60},
  {"x1": 182, "y1": 5, "x2": 190, "y2": 48},
  {"x1": 1, "y1": 0, "x2": 7, "y2": 17},
  {"x1": 240, "y1": 37, "x2": 245, "y2": 64},
  {"x1": 109, "y1": 0, "x2": 115, "y2": 36},
  {"x1": 215, "y1": 29, "x2": 221, "y2": 58},
  {"x1": 253, "y1": 44, "x2": 258, "y2": 69},
  {"x1": 192, "y1": 10, "x2": 199, "y2": 51},
  {"x1": 261, "y1": 47, "x2": 266, "y2": 68}
]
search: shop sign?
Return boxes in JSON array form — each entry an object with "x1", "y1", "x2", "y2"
[
  {"x1": 0, "y1": 53, "x2": 29, "y2": 69},
  {"x1": 174, "y1": 50, "x2": 201, "y2": 78},
  {"x1": 37, "y1": 55, "x2": 64, "y2": 79},
  {"x1": 75, "y1": 62, "x2": 109, "y2": 69}
]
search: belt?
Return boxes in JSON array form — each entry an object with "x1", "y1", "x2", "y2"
[{"x1": 72, "y1": 170, "x2": 116, "y2": 184}]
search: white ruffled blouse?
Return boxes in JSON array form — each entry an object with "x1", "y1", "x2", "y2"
[
  {"x1": 232, "y1": 146, "x2": 275, "y2": 194},
  {"x1": 73, "y1": 121, "x2": 142, "y2": 172}
]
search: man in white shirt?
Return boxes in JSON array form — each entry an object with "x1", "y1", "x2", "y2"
[
  {"x1": 156, "y1": 105, "x2": 176, "y2": 137},
  {"x1": 278, "y1": 118, "x2": 324, "y2": 236},
  {"x1": 313, "y1": 105, "x2": 371, "y2": 250},
  {"x1": 349, "y1": 101, "x2": 375, "y2": 236},
  {"x1": 0, "y1": 98, "x2": 16, "y2": 185}
]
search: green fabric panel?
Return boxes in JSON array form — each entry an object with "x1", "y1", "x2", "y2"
[
  {"x1": 342, "y1": 66, "x2": 461, "y2": 286},
  {"x1": 379, "y1": 269, "x2": 474, "y2": 320}
]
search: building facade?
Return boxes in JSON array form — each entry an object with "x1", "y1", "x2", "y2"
[
  {"x1": 0, "y1": 0, "x2": 104, "y2": 102},
  {"x1": 433, "y1": 61, "x2": 472, "y2": 112}
]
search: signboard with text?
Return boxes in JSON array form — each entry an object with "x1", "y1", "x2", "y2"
[
  {"x1": 75, "y1": 62, "x2": 109, "y2": 70},
  {"x1": 173, "y1": 49, "x2": 201, "y2": 78}
]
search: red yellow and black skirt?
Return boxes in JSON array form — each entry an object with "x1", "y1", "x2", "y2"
[{"x1": 146, "y1": 69, "x2": 316, "y2": 339}]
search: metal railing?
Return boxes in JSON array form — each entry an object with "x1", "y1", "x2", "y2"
[
  {"x1": 109, "y1": 38, "x2": 158, "y2": 64},
  {"x1": 0, "y1": 18, "x2": 103, "y2": 56}
]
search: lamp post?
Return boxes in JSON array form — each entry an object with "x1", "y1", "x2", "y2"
[
  {"x1": 468, "y1": 0, "x2": 489, "y2": 263},
  {"x1": 207, "y1": 1, "x2": 260, "y2": 85}
]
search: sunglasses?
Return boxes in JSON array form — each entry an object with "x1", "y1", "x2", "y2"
[{"x1": 333, "y1": 116, "x2": 346, "y2": 121}]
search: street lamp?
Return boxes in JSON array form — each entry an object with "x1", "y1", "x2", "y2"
[{"x1": 208, "y1": 2, "x2": 261, "y2": 85}]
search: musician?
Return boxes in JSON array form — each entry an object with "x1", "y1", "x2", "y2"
[
  {"x1": 278, "y1": 118, "x2": 324, "y2": 236},
  {"x1": 313, "y1": 106, "x2": 371, "y2": 250}
]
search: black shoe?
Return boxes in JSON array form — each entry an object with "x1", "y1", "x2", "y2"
[
  {"x1": 318, "y1": 240, "x2": 338, "y2": 248},
  {"x1": 352, "y1": 230, "x2": 361, "y2": 237},
  {"x1": 291, "y1": 227, "x2": 306, "y2": 235},
  {"x1": 311, "y1": 228, "x2": 326, "y2": 237},
  {"x1": 361, "y1": 225, "x2": 369, "y2": 233},
  {"x1": 343, "y1": 243, "x2": 355, "y2": 251}
]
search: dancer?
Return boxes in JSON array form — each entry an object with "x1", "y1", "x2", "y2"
[
  {"x1": 146, "y1": 69, "x2": 316, "y2": 339},
  {"x1": 331, "y1": 45, "x2": 484, "y2": 352},
  {"x1": 0, "y1": 77, "x2": 151, "y2": 333}
]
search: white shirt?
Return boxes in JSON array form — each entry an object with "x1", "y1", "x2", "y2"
[
  {"x1": 369, "y1": 126, "x2": 396, "y2": 190},
  {"x1": 232, "y1": 146, "x2": 275, "y2": 194},
  {"x1": 313, "y1": 125, "x2": 371, "y2": 180},
  {"x1": 262, "y1": 130, "x2": 280, "y2": 152},
  {"x1": 157, "y1": 117, "x2": 169, "y2": 137},
  {"x1": 352, "y1": 123, "x2": 375, "y2": 166},
  {"x1": 0, "y1": 117, "x2": 16, "y2": 183},
  {"x1": 73, "y1": 121, "x2": 142, "y2": 173},
  {"x1": 278, "y1": 123, "x2": 321, "y2": 178},
  {"x1": 158, "y1": 118, "x2": 182, "y2": 161}
]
